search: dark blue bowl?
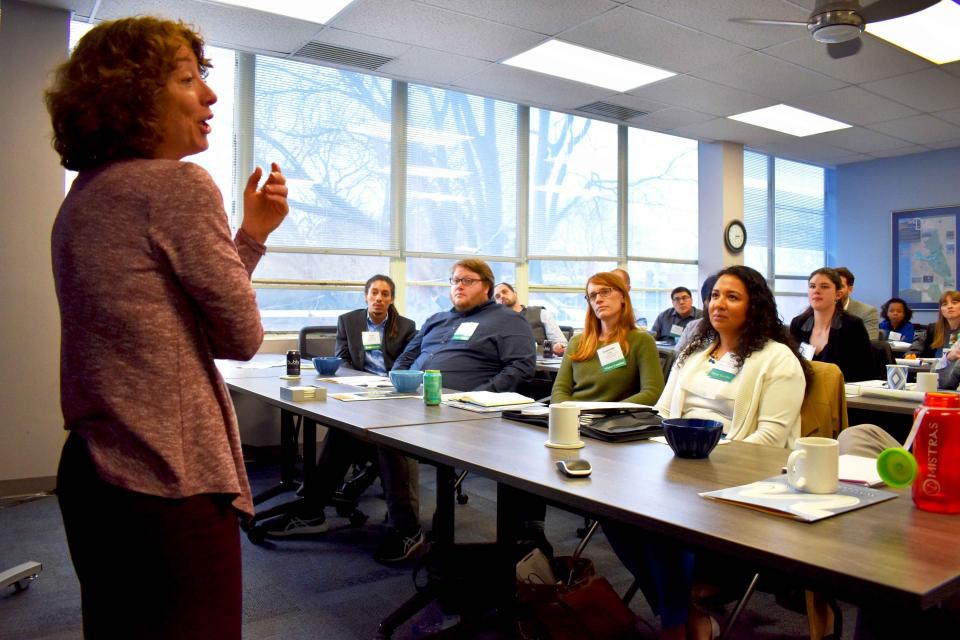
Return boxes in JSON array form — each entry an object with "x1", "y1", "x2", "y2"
[
  {"x1": 662, "y1": 418, "x2": 723, "y2": 459},
  {"x1": 312, "y1": 356, "x2": 343, "y2": 376}
]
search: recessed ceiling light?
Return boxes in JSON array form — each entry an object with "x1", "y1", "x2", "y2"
[
  {"x1": 207, "y1": 0, "x2": 354, "y2": 24},
  {"x1": 502, "y1": 40, "x2": 674, "y2": 92},
  {"x1": 865, "y1": 1, "x2": 960, "y2": 65},
  {"x1": 728, "y1": 104, "x2": 851, "y2": 137}
]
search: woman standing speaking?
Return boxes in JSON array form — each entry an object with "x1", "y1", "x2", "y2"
[{"x1": 47, "y1": 17, "x2": 288, "y2": 638}]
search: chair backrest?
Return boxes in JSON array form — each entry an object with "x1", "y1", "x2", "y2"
[
  {"x1": 298, "y1": 325, "x2": 338, "y2": 359},
  {"x1": 800, "y1": 360, "x2": 848, "y2": 439},
  {"x1": 869, "y1": 339, "x2": 895, "y2": 379},
  {"x1": 558, "y1": 325, "x2": 574, "y2": 340},
  {"x1": 657, "y1": 348, "x2": 676, "y2": 382}
]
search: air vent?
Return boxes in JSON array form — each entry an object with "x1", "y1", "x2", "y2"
[
  {"x1": 576, "y1": 101, "x2": 648, "y2": 121},
  {"x1": 294, "y1": 42, "x2": 394, "y2": 71}
]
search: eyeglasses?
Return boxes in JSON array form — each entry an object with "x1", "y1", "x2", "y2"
[
  {"x1": 449, "y1": 277, "x2": 481, "y2": 286},
  {"x1": 585, "y1": 287, "x2": 615, "y2": 302},
  {"x1": 672, "y1": 295, "x2": 691, "y2": 302}
]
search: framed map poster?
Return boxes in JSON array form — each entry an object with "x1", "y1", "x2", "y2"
[{"x1": 893, "y1": 205, "x2": 960, "y2": 310}]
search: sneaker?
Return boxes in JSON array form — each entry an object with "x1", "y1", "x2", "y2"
[
  {"x1": 374, "y1": 527, "x2": 424, "y2": 563},
  {"x1": 262, "y1": 511, "x2": 328, "y2": 538}
]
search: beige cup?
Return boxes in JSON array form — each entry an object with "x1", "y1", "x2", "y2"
[
  {"x1": 916, "y1": 371, "x2": 938, "y2": 393},
  {"x1": 546, "y1": 403, "x2": 582, "y2": 448},
  {"x1": 786, "y1": 437, "x2": 839, "y2": 494}
]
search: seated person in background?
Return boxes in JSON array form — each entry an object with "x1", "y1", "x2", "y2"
[
  {"x1": 909, "y1": 290, "x2": 960, "y2": 358},
  {"x1": 605, "y1": 265, "x2": 809, "y2": 640},
  {"x1": 264, "y1": 275, "x2": 418, "y2": 556},
  {"x1": 675, "y1": 274, "x2": 718, "y2": 353},
  {"x1": 789, "y1": 267, "x2": 873, "y2": 382},
  {"x1": 336, "y1": 274, "x2": 417, "y2": 373},
  {"x1": 493, "y1": 282, "x2": 567, "y2": 356},
  {"x1": 611, "y1": 267, "x2": 644, "y2": 327},
  {"x1": 835, "y1": 266, "x2": 880, "y2": 339},
  {"x1": 551, "y1": 271, "x2": 663, "y2": 404},
  {"x1": 651, "y1": 286, "x2": 702, "y2": 343},
  {"x1": 879, "y1": 297, "x2": 915, "y2": 343},
  {"x1": 389, "y1": 259, "x2": 537, "y2": 558}
]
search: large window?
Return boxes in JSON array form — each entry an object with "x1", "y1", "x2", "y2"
[{"x1": 744, "y1": 150, "x2": 828, "y2": 322}]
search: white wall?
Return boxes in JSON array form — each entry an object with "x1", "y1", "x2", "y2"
[
  {"x1": 0, "y1": 1, "x2": 70, "y2": 492},
  {"x1": 835, "y1": 147, "x2": 960, "y2": 326}
]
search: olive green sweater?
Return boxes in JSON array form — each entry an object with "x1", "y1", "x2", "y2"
[{"x1": 550, "y1": 330, "x2": 664, "y2": 405}]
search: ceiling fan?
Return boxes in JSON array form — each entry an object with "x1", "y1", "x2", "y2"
[{"x1": 730, "y1": 0, "x2": 939, "y2": 59}]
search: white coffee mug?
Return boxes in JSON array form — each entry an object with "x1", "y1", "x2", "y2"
[
  {"x1": 916, "y1": 371, "x2": 938, "y2": 393},
  {"x1": 546, "y1": 403, "x2": 583, "y2": 449},
  {"x1": 786, "y1": 436, "x2": 839, "y2": 494},
  {"x1": 885, "y1": 364, "x2": 908, "y2": 391}
]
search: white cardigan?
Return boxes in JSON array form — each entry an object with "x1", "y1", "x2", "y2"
[{"x1": 655, "y1": 340, "x2": 805, "y2": 448}]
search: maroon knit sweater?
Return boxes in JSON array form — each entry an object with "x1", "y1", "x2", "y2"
[{"x1": 51, "y1": 159, "x2": 265, "y2": 516}]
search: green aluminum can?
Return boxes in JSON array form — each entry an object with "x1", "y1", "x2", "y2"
[{"x1": 423, "y1": 370, "x2": 442, "y2": 406}]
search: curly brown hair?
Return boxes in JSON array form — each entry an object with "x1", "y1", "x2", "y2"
[{"x1": 45, "y1": 17, "x2": 210, "y2": 170}]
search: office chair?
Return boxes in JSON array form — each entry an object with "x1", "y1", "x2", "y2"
[{"x1": 869, "y1": 340, "x2": 896, "y2": 380}]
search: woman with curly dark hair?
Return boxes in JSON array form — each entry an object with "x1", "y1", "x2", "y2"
[
  {"x1": 605, "y1": 266, "x2": 808, "y2": 639},
  {"x1": 48, "y1": 16, "x2": 288, "y2": 638},
  {"x1": 789, "y1": 267, "x2": 873, "y2": 382}
]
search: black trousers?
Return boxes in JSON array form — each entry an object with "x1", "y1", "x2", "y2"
[{"x1": 56, "y1": 433, "x2": 242, "y2": 640}]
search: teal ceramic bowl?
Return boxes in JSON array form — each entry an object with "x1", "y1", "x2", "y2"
[{"x1": 389, "y1": 370, "x2": 423, "y2": 393}]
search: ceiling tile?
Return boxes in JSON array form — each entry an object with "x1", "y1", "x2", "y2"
[
  {"x1": 671, "y1": 117, "x2": 793, "y2": 148},
  {"x1": 763, "y1": 33, "x2": 931, "y2": 84},
  {"x1": 925, "y1": 139, "x2": 960, "y2": 151},
  {"x1": 629, "y1": 107, "x2": 715, "y2": 130},
  {"x1": 378, "y1": 48, "x2": 492, "y2": 86},
  {"x1": 694, "y1": 51, "x2": 847, "y2": 101},
  {"x1": 331, "y1": 0, "x2": 543, "y2": 61},
  {"x1": 869, "y1": 145, "x2": 929, "y2": 159},
  {"x1": 809, "y1": 127, "x2": 912, "y2": 153},
  {"x1": 560, "y1": 4, "x2": 751, "y2": 75},
  {"x1": 628, "y1": 75, "x2": 773, "y2": 117},
  {"x1": 868, "y1": 115, "x2": 960, "y2": 146},
  {"x1": 451, "y1": 64, "x2": 615, "y2": 110},
  {"x1": 831, "y1": 153, "x2": 875, "y2": 165},
  {"x1": 760, "y1": 138, "x2": 862, "y2": 167},
  {"x1": 416, "y1": 0, "x2": 619, "y2": 36},
  {"x1": 934, "y1": 108, "x2": 960, "y2": 127},
  {"x1": 95, "y1": 0, "x2": 322, "y2": 54},
  {"x1": 790, "y1": 86, "x2": 918, "y2": 126},
  {"x1": 861, "y1": 69, "x2": 960, "y2": 114}
]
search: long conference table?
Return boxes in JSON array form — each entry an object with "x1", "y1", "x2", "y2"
[{"x1": 220, "y1": 359, "x2": 960, "y2": 632}]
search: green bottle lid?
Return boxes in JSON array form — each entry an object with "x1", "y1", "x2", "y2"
[{"x1": 876, "y1": 448, "x2": 918, "y2": 489}]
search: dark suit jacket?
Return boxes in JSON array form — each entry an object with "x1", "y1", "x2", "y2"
[
  {"x1": 789, "y1": 310, "x2": 873, "y2": 382},
  {"x1": 335, "y1": 308, "x2": 416, "y2": 373}
]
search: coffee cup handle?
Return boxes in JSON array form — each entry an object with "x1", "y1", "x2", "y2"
[{"x1": 786, "y1": 449, "x2": 807, "y2": 491}]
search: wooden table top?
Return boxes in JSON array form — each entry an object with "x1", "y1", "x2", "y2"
[
  {"x1": 224, "y1": 374, "x2": 492, "y2": 435},
  {"x1": 368, "y1": 417, "x2": 960, "y2": 611}
]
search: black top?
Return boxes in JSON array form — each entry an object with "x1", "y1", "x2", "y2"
[
  {"x1": 908, "y1": 322, "x2": 957, "y2": 358},
  {"x1": 789, "y1": 310, "x2": 873, "y2": 382},
  {"x1": 335, "y1": 308, "x2": 417, "y2": 373}
]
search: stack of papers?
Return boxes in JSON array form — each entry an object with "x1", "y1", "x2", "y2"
[
  {"x1": 442, "y1": 391, "x2": 538, "y2": 413},
  {"x1": 845, "y1": 381, "x2": 924, "y2": 402},
  {"x1": 700, "y1": 475, "x2": 896, "y2": 522},
  {"x1": 316, "y1": 375, "x2": 393, "y2": 388}
]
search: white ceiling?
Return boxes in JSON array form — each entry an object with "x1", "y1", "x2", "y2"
[{"x1": 24, "y1": 0, "x2": 960, "y2": 167}]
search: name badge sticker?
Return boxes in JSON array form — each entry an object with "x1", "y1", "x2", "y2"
[
  {"x1": 707, "y1": 352, "x2": 739, "y2": 382},
  {"x1": 597, "y1": 342, "x2": 627, "y2": 372},
  {"x1": 888, "y1": 330, "x2": 902, "y2": 342},
  {"x1": 670, "y1": 324, "x2": 685, "y2": 337},
  {"x1": 453, "y1": 321, "x2": 479, "y2": 341},
  {"x1": 362, "y1": 331, "x2": 382, "y2": 351},
  {"x1": 799, "y1": 342, "x2": 815, "y2": 361}
]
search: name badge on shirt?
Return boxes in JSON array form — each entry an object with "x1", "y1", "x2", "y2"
[
  {"x1": 670, "y1": 324, "x2": 684, "y2": 337},
  {"x1": 888, "y1": 330, "x2": 902, "y2": 342},
  {"x1": 707, "y1": 352, "x2": 739, "y2": 382},
  {"x1": 453, "y1": 321, "x2": 479, "y2": 341},
  {"x1": 597, "y1": 342, "x2": 627, "y2": 372},
  {"x1": 799, "y1": 342, "x2": 815, "y2": 361},
  {"x1": 362, "y1": 331, "x2": 382, "y2": 351}
]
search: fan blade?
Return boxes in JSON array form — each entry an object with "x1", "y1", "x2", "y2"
[
  {"x1": 827, "y1": 38, "x2": 862, "y2": 58},
  {"x1": 860, "y1": 0, "x2": 938, "y2": 23},
  {"x1": 728, "y1": 18, "x2": 808, "y2": 27}
]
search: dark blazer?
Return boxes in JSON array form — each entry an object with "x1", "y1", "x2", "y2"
[
  {"x1": 335, "y1": 308, "x2": 416, "y2": 373},
  {"x1": 789, "y1": 310, "x2": 873, "y2": 382}
]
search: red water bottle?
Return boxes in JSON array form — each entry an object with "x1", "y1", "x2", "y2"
[{"x1": 911, "y1": 392, "x2": 960, "y2": 514}]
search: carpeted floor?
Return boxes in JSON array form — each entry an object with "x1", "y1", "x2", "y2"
[{"x1": 1, "y1": 458, "x2": 856, "y2": 639}]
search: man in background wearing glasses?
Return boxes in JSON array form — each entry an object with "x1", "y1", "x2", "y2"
[
  {"x1": 379, "y1": 260, "x2": 536, "y2": 563},
  {"x1": 650, "y1": 286, "x2": 703, "y2": 343}
]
